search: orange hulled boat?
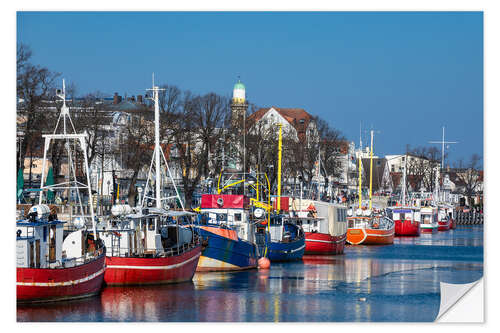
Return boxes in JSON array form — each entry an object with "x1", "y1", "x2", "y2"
[
  {"x1": 347, "y1": 213, "x2": 395, "y2": 245},
  {"x1": 347, "y1": 130, "x2": 394, "y2": 245}
]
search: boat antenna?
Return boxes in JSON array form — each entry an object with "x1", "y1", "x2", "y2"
[
  {"x1": 428, "y1": 126, "x2": 458, "y2": 202},
  {"x1": 428, "y1": 126, "x2": 458, "y2": 171},
  {"x1": 368, "y1": 128, "x2": 381, "y2": 210}
]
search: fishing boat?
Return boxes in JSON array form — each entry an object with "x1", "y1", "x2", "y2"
[
  {"x1": 255, "y1": 214, "x2": 305, "y2": 261},
  {"x1": 290, "y1": 200, "x2": 347, "y2": 255},
  {"x1": 16, "y1": 205, "x2": 106, "y2": 303},
  {"x1": 252, "y1": 123, "x2": 305, "y2": 261},
  {"x1": 17, "y1": 80, "x2": 105, "y2": 303},
  {"x1": 98, "y1": 207, "x2": 201, "y2": 285},
  {"x1": 389, "y1": 207, "x2": 421, "y2": 236},
  {"x1": 346, "y1": 130, "x2": 394, "y2": 245},
  {"x1": 197, "y1": 194, "x2": 259, "y2": 271},
  {"x1": 437, "y1": 204, "x2": 454, "y2": 231},
  {"x1": 97, "y1": 79, "x2": 201, "y2": 285},
  {"x1": 419, "y1": 201, "x2": 439, "y2": 234},
  {"x1": 347, "y1": 210, "x2": 395, "y2": 245},
  {"x1": 388, "y1": 153, "x2": 421, "y2": 236}
]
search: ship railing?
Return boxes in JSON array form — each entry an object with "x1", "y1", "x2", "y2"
[
  {"x1": 113, "y1": 237, "x2": 200, "y2": 258},
  {"x1": 56, "y1": 246, "x2": 104, "y2": 268}
]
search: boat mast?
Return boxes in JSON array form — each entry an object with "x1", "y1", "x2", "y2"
[
  {"x1": 39, "y1": 79, "x2": 96, "y2": 237},
  {"x1": 358, "y1": 123, "x2": 362, "y2": 210},
  {"x1": 317, "y1": 147, "x2": 321, "y2": 200},
  {"x1": 402, "y1": 153, "x2": 407, "y2": 206},
  {"x1": 153, "y1": 79, "x2": 161, "y2": 209},
  {"x1": 277, "y1": 123, "x2": 283, "y2": 212},
  {"x1": 369, "y1": 130, "x2": 374, "y2": 210},
  {"x1": 143, "y1": 74, "x2": 184, "y2": 210}
]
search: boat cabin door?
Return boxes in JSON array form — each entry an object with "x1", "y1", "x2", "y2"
[
  {"x1": 29, "y1": 241, "x2": 34, "y2": 268},
  {"x1": 35, "y1": 239, "x2": 41, "y2": 268},
  {"x1": 49, "y1": 225, "x2": 56, "y2": 262}
]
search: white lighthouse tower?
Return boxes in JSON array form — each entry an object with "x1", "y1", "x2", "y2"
[{"x1": 230, "y1": 78, "x2": 248, "y2": 127}]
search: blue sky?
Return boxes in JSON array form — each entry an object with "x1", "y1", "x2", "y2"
[{"x1": 17, "y1": 11, "x2": 483, "y2": 166}]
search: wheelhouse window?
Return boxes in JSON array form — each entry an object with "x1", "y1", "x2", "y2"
[
  {"x1": 148, "y1": 218, "x2": 155, "y2": 230},
  {"x1": 217, "y1": 213, "x2": 227, "y2": 222},
  {"x1": 234, "y1": 213, "x2": 242, "y2": 222}
]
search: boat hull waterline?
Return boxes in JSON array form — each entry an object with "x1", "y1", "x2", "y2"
[
  {"x1": 266, "y1": 238, "x2": 306, "y2": 262},
  {"x1": 304, "y1": 232, "x2": 346, "y2": 255},
  {"x1": 346, "y1": 228, "x2": 395, "y2": 245},
  {"x1": 196, "y1": 226, "x2": 258, "y2": 272},
  {"x1": 17, "y1": 252, "x2": 106, "y2": 303},
  {"x1": 420, "y1": 224, "x2": 439, "y2": 234},
  {"x1": 438, "y1": 220, "x2": 451, "y2": 231},
  {"x1": 394, "y1": 219, "x2": 421, "y2": 237},
  {"x1": 104, "y1": 245, "x2": 202, "y2": 285}
]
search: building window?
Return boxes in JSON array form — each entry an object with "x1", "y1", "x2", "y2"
[{"x1": 234, "y1": 213, "x2": 241, "y2": 221}]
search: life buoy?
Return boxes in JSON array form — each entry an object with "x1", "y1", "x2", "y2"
[
  {"x1": 372, "y1": 222, "x2": 379, "y2": 228},
  {"x1": 260, "y1": 220, "x2": 268, "y2": 226}
]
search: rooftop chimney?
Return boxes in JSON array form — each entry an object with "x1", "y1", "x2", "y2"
[{"x1": 113, "y1": 93, "x2": 122, "y2": 104}]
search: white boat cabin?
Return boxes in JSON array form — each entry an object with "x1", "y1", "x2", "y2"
[
  {"x1": 438, "y1": 205, "x2": 455, "y2": 221},
  {"x1": 387, "y1": 207, "x2": 421, "y2": 223},
  {"x1": 97, "y1": 205, "x2": 197, "y2": 257},
  {"x1": 289, "y1": 199, "x2": 348, "y2": 237},
  {"x1": 199, "y1": 194, "x2": 256, "y2": 244},
  {"x1": 16, "y1": 205, "x2": 96, "y2": 269}
]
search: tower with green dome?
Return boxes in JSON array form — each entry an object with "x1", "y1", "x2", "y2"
[{"x1": 231, "y1": 78, "x2": 248, "y2": 127}]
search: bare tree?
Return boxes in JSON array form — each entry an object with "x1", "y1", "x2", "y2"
[
  {"x1": 405, "y1": 146, "x2": 441, "y2": 192},
  {"x1": 17, "y1": 44, "x2": 60, "y2": 172},
  {"x1": 194, "y1": 93, "x2": 230, "y2": 179},
  {"x1": 455, "y1": 154, "x2": 483, "y2": 206},
  {"x1": 171, "y1": 92, "x2": 206, "y2": 208},
  {"x1": 120, "y1": 110, "x2": 155, "y2": 205}
]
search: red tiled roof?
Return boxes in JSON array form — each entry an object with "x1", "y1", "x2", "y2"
[{"x1": 247, "y1": 106, "x2": 313, "y2": 141}]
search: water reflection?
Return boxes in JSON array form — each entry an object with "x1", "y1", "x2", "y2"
[
  {"x1": 100, "y1": 283, "x2": 196, "y2": 321},
  {"x1": 17, "y1": 295, "x2": 103, "y2": 322},
  {"x1": 17, "y1": 225, "x2": 483, "y2": 322}
]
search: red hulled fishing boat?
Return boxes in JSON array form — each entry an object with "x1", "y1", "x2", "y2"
[
  {"x1": 99, "y1": 208, "x2": 201, "y2": 286},
  {"x1": 390, "y1": 207, "x2": 421, "y2": 236},
  {"x1": 437, "y1": 205, "x2": 455, "y2": 231},
  {"x1": 16, "y1": 206, "x2": 105, "y2": 303},
  {"x1": 289, "y1": 200, "x2": 347, "y2": 255},
  {"x1": 17, "y1": 81, "x2": 105, "y2": 303},
  {"x1": 98, "y1": 81, "x2": 201, "y2": 285}
]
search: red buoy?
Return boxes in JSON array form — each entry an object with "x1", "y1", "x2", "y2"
[{"x1": 258, "y1": 257, "x2": 270, "y2": 269}]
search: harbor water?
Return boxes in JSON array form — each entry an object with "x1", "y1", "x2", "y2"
[{"x1": 17, "y1": 225, "x2": 483, "y2": 322}]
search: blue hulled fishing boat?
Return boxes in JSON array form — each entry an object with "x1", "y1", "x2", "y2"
[
  {"x1": 196, "y1": 194, "x2": 259, "y2": 271},
  {"x1": 255, "y1": 214, "x2": 305, "y2": 262}
]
